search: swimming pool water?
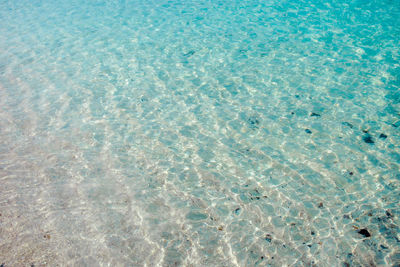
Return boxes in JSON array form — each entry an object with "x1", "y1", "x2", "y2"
[{"x1": 0, "y1": 0, "x2": 399, "y2": 266}]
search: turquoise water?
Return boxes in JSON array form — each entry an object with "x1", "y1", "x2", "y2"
[{"x1": 0, "y1": 0, "x2": 399, "y2": 266}]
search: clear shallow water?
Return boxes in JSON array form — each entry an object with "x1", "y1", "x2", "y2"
[{"x1": 0, "y1": 0, "x2": 399, "y2": 265}]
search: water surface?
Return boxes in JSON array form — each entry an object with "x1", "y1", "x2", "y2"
[{"x1": 0, "y1": 0, "x2": 399, "y2": 266}]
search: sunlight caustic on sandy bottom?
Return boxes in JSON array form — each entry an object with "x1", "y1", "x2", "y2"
[{"x1": 0, "y1": 0, "x2": 399, "y2": 266}]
